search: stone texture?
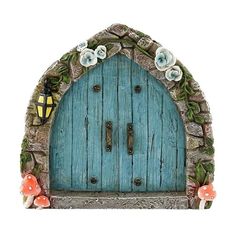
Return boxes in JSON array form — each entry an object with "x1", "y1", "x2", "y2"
[
  {"x1": 186, "y1": 135, "x2": 204, "y2": 149},
  {"x1": 175, "y1": 101, "x2": 188, "y2": 122},
  {"x1": 38, "y1": 172, "x2": 49, "y2": 190},
  {"x1": 149, "y1": 69, "x2": 165, "y2": 80},
  {"x1": 137, "y1": 37, "x2": 153, "y2": 50},
  {"x1": 185, "y1": 122, "x2": 204, "y2": 137},
  {"x1": 200, "y1": 101, "x2": 210, "y2": 112},
  {"x1": 107, "y1": 43, "x2": 122, "y2": 58},
  {"x1": 93, "y1": 30, "x2": 119, "y2": 41},
  {"x1": 128, "y1": 31, "x2": 141, "y2": 42},
  {"x1": 161, "y1": 79, "x2": 176, "y2": 90},
  {"x1": 134, "y1": 48, "x2": 155, "y2": 71},
  {"x1": 170, "y1": 87, "x2": 181, "y2": 101},
  {"x1": 21, "y1": 153, "x2": 35, "y2": 175},
  {"x1": 201, "y1": 112, "x2": 212, "y2": 123},
  {"x1": 187, "y1": 149, "x2": 214, "y2": 161},
  {"x1": 189, "y1": 79, "x2": 200, "y2": 91},
  {"x1": 189, "y1": 91, "x2": 205, "y2": 102},
  {"x1": 70, "y1": 61, "x2": 84, "y2": 80},
  {"x1": 203, "y1": 123, "x2": 213, "y2": 138},
  {"x1": 119, "y1": 48, "x2": 134, "y2": 60},
  {"x1": 107, "y1": 24, "x2": 129, "y2": 37},
  {"x1": 121, "y1": 36, "x2": 134, "y2": 48},
  {"x1": 34, "y1": 152, "x2": 48, "y2": 172},
  {"x1": 148, "y1": 41, "x2": 161, "y2": 56},
  {"x1": 51, "y1": 192, "x2": 188, "y2": 209}
]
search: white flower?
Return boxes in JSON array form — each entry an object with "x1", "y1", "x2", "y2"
[
  {"x1": 154, "y1": 47, "x2": 176, "y2": 71},
  {"x1": 79, "y1": 48, "x2": 97, "y2": 67},
  {"x1": 165, "y1": 66, "x2": 183, "y2": 81},
  {"x1": 95, "y1": 45, "x2": 107, "y2": 59},
  {"x1": 77, "y1": 41, "x2": 88, "y2": 52}
]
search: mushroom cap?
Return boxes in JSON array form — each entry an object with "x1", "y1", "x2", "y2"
[
  {"x1": 198, "y1": 184, "x2": 216, "y2": 201},
  {"x1": 34, "y1": 195, "x2": 50, "y2": 208},
  {"x1": 20, "y1": 174, "x2": 41, "y2": 197}
]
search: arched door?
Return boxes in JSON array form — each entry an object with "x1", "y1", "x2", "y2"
[{"x1": 50, "y1": 54, "x2": 186, "y2": 192}]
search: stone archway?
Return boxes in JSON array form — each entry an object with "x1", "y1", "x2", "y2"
[{"x1": 20, "y1": 24, "x2": 214, "y2": 209}]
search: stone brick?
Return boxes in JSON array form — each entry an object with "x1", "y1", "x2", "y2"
[
  {"x1": 203, "y1": 123, "x2": 213, "y2": 138},
  {"x1": 34, "y1": 152, "x2": 48, "y2": 172},
  {"x1": 201, "y1": 112, "x2": 212, "y2": 123},
  {"x1": 148, "y1": 41, "x2": 161, "y2": 56},
  {"x1": 119, "y1": 48, "x2": 134, "y2": 60},
  {"x1": 160, "y1": 79, "x2": 176, "y2": 90},
  {"x1": 71, "y1": 61, "x2": 84, "y2": 80},
  {"x1": 189, "y1": 79, "x2": 200, "y2": 91},
  {"x1": 200, "y1": 101, "x2": 210, "y2": 112},
  {"x1": 134, "y1": 48, "x2": 155, "y2": 71},
  {"x1": 185, "y1": 122, "x2": 203, "y2": 137},
  {"x1": 137, "y1": 37, "x2": 153, "y2": 50},
  {"x1": 38, "y1": 172, "x2": 49, "y2": 190},
  {"x1": 121, "y1": 36, "x2": 134, "y2": 48},
  {"x1": 189, "y1": 91, "x2": 205, "y2": 102},
  {"x1": 186, "y1": 149, "x2": 214, "y2": 161},
  {"x1": 186, "y1": 135, "x2": 204, "y2": 149},
  {"x1": 107, "y1": 24, "x2": 129, "y2": 37},
  {"x1": 107, "y1": 43, "x2": 122, "y2": 58},
  {"x1": 93, "y1": 30, "x2": 119, "y2": 41},
  {"x1": 128, "y1": 31, "x2": 141, "y2": 42},
  {"x1": 149, "y1": 69, "x2": 165, "y2": 80}
]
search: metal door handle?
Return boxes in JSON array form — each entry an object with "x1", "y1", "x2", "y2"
[
  {"x1": 105, "y1": 121, "x2": 112, "y2": 152},
  {"x1": 127, "y1": 123, "x2": 134, "y2": 155}
]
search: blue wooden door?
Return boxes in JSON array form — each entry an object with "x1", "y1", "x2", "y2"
[{"x1": 50, "y1": 54, "x2": 186, "y2": 192}]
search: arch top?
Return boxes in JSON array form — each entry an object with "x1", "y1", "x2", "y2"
[{"x1": 20, "y1": 24, "x2": 215, "y2": 209}]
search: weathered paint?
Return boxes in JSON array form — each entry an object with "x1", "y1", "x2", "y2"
[{"x1": 50, "y1": 54, "x2": 186, "y2": 192}]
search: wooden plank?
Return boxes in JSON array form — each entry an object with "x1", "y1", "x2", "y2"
[
  {"x1": 146, "y1": 77, "x2": 163, "y2": 191},
  {"x1": 176, "y1": 116, "x2": 186, "y2": 191},
  {"x1": 118, "y1": 55, "x2": 133, "y2": 192},
  {"x1": 160, "y1": 95, "x2": 177, "y2": 191},
  {"x1": 131, "y1": 62, "x2": 148, "y2": 192},
  {"x1": 102, "y1": 56, "x2": 119, "y2": 191},
  {"x1": 72, "y1": 76, "x2": 88, "y2": 190},
  {"x1": 87, "y1": 64, "x2": 103, "y2": 191},
  {"x1": 50, "y1": 88, "x2": 72, "y2": 190}
]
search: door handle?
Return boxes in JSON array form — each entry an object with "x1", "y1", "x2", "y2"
[
  {"x1": 127, "y1": 123, "x2": 134, "y2": 155},
  {"x1": 105, "y1": 121, "x2": 112, "y2": 152}
]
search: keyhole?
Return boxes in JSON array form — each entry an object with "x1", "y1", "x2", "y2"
[
  {"x1": 90, "y1": 177, "x2": 97, "y2": 184},
  {"x1": 134, "y1": 178, "x2": 142, "y2": 186}
]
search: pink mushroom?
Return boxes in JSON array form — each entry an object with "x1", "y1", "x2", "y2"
[
  {"x1": 34, "y1": 195, "x2": 50, "y2": 209},
  {"x1": 20, "y1": 174, "x2": 41, "y2": 208},
  {"x1": 198, "y1": 183, "x2": 216, "y2": 209}
]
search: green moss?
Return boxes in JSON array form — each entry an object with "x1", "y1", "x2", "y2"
[
  {"x1": 136, "y1": 30, "x2": 146, "y2": 38},
  {"x1": 31, "y1": 162, "x2": 42, "y2": 178}
]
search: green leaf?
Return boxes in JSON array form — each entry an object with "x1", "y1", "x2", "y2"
[
  {"x1": 194, "y1": 114, "x2": 205, "y2": 124},
  {"x1": 60, "y1": 52, "x2": 71, "y2": 62},
  {"x1": 184, "y1": 85, "x2": 195, "y2": 95},
  {"x1": 56, "y1": 65, "x2": 69, "y2": 75},
  {"x1": 186, "y1": 109, "x2": 194, "y2": 121},
  {"x1": 195, "y1": 161, "x2": 206, "y2": 185},
  {"x1": 188, "y1": 176, "x2": 200, "y2": 186},
  {"x1": 21, "y1": 138, "x2": 29, "y2": 150},
  {"x1": 177, "y1": 91, "x2": 186, "y2": 101},
  {"x1": 71, "y1": 53, "x2": 79, "y2": 64},
  {"x1": 206, "y1": 137, "x2": 214, "y2": 146},
  {"x1": 203, "y1": 146, "x2": 215, "y2": 155},
  {"x1": 62, "y1": 75, "x2": 70, "y2": 84},
  {"x1": 202, "y1": 162, "x2": 214, "y2": 174},
  {"x1": 205, "y1": 201, "x2": 213, "y2": 209},
  {"x1": 188, "y1": 101, "x2": 201, "y2": 114}
]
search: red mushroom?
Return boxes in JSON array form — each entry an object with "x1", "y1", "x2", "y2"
[
  {"x1": 198, "y1": 183, "x2": 216, "y2": 209},
  {"x1": 34, "y1": 195, "x2": 50, "y2": 209},
  {"x1": 20, "y1": 174, "x2": 41, "y2": 208}
]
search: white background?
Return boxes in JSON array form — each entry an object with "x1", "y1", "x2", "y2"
[{"x1": 0, "y1": 0, "x2": 235, "y2": 235}]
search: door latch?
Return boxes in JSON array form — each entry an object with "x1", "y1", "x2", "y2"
[
  {"x1": 105, "y1": 121, "x2": 112, "y2": 152},
  {"x1": 127, "y1": 123, "x2": 134, "y2": 155}
]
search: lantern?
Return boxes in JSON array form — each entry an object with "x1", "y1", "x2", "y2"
[{"x1": 35, "y1": 82, "x2": 55, "y2": 124}]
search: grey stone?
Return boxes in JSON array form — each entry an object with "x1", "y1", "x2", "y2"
[
  {"x1": 170, "y1": 87, "x2": 181, "y2": 101},
  {"x1": 201, "y1": 113, "x2": 212, "y2": 123},
  {"x1": 93, "y1": 30, "x2": 119, "y2": 41},
  {"x1": 185, "y1": 122, "x2": 203, "y2": 137},
  {"x1": 148, "y1": 41, "x2": 161, "y2": 56},
  {"x1": 107, "y1": 24, "x2": 129, "y2": 37},
  {"x1": 21, "y1": 153, "x2": 35, "y2": 175},
  {"x1": 134, "y1": 48, "x2": 155, "y2": 71},
  {"x1": 107, "y1": 43, "x2": 122, "y2": 58},
  {"x1": 189, "y1": 80, "x2": 200, "y2": 91},
  {"x1": 149, "y1": 69, "x2": 165, "y2": 80},
  {"x1": 50, "y1": 192, "x2": 189, "y2": 209},
  {"x1": 71, "y1": 62, "x2": 84, "y2": 80},
  {"x1": 119, "y1": 48, "x2": 134, "y2": 60},
  {"x1": 187, "y1": 149, "x2": 214, "y2": 161},
  {"x1": 34, "y1": 152, "x2": 48, "y2": 172},
  {"x1": 175, "y1": 101, "x2": 188, "y2": 122},
  {"x1": 121, "y1": 36, "x2": 134, "y2": 48},
  {"x1": 203, "y1": 124, "x2": 213, "y2": 138},
  {"x1": 161, "y1": 79, "x2": 176, "y2": 90},
  {"x1": 128, "y1": 31, "x2": 141, "y2": 42},
  {"x1": 189, "y1": 91, "x2": 205, "y2": 102},
  {"x1": 38, "y1": 172, "x2": 49, "y2": 190},
  {"x1": 137, "y1": 37, "x2": 153, "y2": 50},
  {"x1": 200, "y1": 101, "x2": 210, "y2": 112},
  {"x1": 186, "y1": 135, "x2": 204, "y2": 149}
]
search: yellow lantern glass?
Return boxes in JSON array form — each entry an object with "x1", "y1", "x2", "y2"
[{"x1": 35, "y1": 91, "x2": 55, "y2": 124}]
